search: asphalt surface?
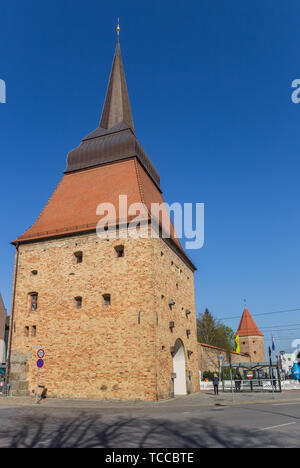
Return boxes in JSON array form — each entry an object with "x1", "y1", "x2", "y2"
[{"x1": 0, "y1": 396, "x2": 300, "y2": 447}]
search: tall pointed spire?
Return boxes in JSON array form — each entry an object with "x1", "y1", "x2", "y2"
[
  {"x1": 236, "y1": 307, "x2": 264, "y2": 337},
  {"x1": 99, "y1": 26, "x2": 134, "y2": 132},
  {"x1": 64, "y1": 29, "x2": 160, "y2": 189}
]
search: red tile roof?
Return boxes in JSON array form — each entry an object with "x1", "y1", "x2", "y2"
[
  {"x1": 236, "y1": 308, "x2": 264, "y2": 337},
  {"x1": 15, "y1": 159, "x2": 140, "y2": 241},
  {"x1": 14, "y1": 158, "x2": 195, "y2": 269},
  {"x1": 198, "y1": 342, "x2": 249, "y2": 357}
]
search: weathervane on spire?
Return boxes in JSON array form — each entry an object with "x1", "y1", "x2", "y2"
[
  {"x1": 117, "y1": 18, "x2": 120, "y2": 41},
  {"x1": 243, "y1": 298, "x2": 247, "y2": 309}
]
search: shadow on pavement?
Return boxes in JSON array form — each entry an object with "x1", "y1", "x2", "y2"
[{"x1": 0, "y1": 410, "x2": 299, "y2": 448}]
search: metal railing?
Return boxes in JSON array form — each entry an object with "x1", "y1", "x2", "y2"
[{"x1": 223, "y1": 379, "x2": 282, "y2": 393}]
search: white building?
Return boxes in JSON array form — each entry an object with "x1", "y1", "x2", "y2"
[{"x1": 281, "y1": 349, "x2": 300, "y2": 375}]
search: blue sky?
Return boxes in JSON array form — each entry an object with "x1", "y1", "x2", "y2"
[{"x1": 1, "y1": 0, "x2": 300, "y2": 353}]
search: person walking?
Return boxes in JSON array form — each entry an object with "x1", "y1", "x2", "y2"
[{"x1": 213, "y1": 374, "x2": 219, "y2": 396}]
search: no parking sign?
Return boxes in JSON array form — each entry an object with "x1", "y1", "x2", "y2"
[
  {"x1": 36, "y1": 359, "x2": 44, "y2": 368},
  {"x1": 35, "y1": 348, "x2": 45, "y2": 403}
]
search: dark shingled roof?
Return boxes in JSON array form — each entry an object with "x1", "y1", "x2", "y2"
[
  {"x1": 65, "y1": 41, "x2": 160, "y2": 189},
  {"x1": 100, "y1": 41, "x2": 134, "y2": 131}
]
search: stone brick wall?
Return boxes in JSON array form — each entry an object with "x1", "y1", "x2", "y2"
[
  {"x1": 152, "y1": 238, "x2": 200, "y2": 399},
  {"x1": 9, "y1": 226, "x2": 198, "y2": 400},
  {"x1": 239, "y1": 335, "x2": 266, "y2": 362},
  {"x1": 9, "y1": 350, "x2": 29, "y2": 396},
  {"x1": 0, "y1": 294, "x2": 6, "y2": 341},
  {"x1": 198, "y1": 343, "x2": 251, "y2": 374}
]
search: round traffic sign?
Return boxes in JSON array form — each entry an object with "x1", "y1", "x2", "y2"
[
  {"x1": 37, "y1": 359, "x2": 44, "y2": 368},
  {"x1": 37, "y1": 349, "x2": 45, "y2": 359}
]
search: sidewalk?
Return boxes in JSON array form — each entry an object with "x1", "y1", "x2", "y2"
[
  {"x1": 0, "y1": 390, "x2": 300, "y2": 410},
  {"x1": 197, "y1": 389, "x2": 300, "y2": 406}
]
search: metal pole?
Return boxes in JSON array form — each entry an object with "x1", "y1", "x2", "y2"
[
  {"x1": 35, "y1": 367, "x2": 40, "y2": 404},
  {"x1": 269, "y1": 346, "x2": 275, "y2": 398},
  {"x1": 221, "y1": 359, "x2": 225, "y2": 393},
  {"x1": 229, "y1": 354, "x2": 234, "y2": 401},
  {"x1": 277, "y1": 364, "x2": 282, "y2": 393}
]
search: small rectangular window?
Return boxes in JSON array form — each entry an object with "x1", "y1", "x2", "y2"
[
  {"x1": 25, "y1": 326, "x2": 29, "y2": 337},
  {"x1": 29, "y1": 293, "x2": 38, "y2": 312},
  {"x1": 103, "y1": 294, "x2": 111, "y2": 306},
  {"x1": 114, "y1": 245, "x2": 124, "y2": 258},
  {"x1": 32, "y1": 326, "x2": 37, "y2": 337},
  {"x1": 75, "y1": 296, "x2": 82, "y2": 309},
  {"x1": 74, "y1": 251, "x2": 83, "y2": 264}
]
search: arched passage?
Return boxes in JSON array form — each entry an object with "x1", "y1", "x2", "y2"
[{"x1": 172, "y1": 339, "x2": 187, "y2": 395}]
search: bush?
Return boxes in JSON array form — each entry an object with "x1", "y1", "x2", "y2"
[{"x1": 203, "y1": 371, "x2": 219, "y2": 381}]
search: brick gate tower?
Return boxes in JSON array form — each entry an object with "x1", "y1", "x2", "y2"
[
  {"x1": 7, "y1": 34, "x2": 199, "y2": 400},
  {"x1": 236, "y1": 308, "x2": 266, "y2": 361}
]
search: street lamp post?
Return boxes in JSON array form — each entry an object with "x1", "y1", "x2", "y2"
[{"x1": 269, "y1": 346, "x2": 275, "y2": 398}]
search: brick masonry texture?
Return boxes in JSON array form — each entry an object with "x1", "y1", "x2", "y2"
[
  {"x1": 9, "y1": 226, "x2": 199, "y2": 400},
  {"x1": 198, "y1": 344, "x2": 251, "y2": 375},
  {"x1": 239, "y1": 335, "x2": 266, "y2": 362},
  {"x1": 0, "y1": 294, "x2": 6, "y2": 342},
  {"x1": 152, "y1": 239, "x2": 199, "y2": 398}
]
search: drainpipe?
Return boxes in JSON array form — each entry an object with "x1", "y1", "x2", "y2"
[{"x1": 5, "y1": 242, "x2": 20, "y2": 394}]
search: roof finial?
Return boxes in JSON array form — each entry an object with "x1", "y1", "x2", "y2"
[
  {"x1": 243, "y1": 298, "x2": 247, "y2": 309},
  {"x1": 116, "y1": 18, "x2": 120, "y2": 41}
]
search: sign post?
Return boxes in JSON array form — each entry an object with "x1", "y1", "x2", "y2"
[
  {"x1": 35, "y1": 349, "x2": 45, "y2": 404},
  {"x1": 229, "y1": 353, "x2": 234, "y2": 401},
  {"x1": 247, "y1": 370, "x2": 254, "y2": 392},
  {"x1": 219, "y1": 355, "x2": 224, "y2": 393},
  {"x1": 269, "y1": 346, "x2": 275, "y2": 398}
]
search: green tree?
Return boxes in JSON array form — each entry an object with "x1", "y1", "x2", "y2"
[{"x1": 197, "y1": 308, "x2": 235, "y2": 351}]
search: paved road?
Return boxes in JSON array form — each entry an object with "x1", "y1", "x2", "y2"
[{"x1": 0, "y1": 397, "x2": 300, "y2": 447}]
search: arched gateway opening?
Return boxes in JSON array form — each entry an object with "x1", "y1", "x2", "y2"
[{"x1": 172, "y1": 339, "x2": 187, "y2": 395}]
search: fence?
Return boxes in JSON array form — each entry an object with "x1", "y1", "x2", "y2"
[{"x1": 223, "y1": 378, "x2": 282, "y2": 393}]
